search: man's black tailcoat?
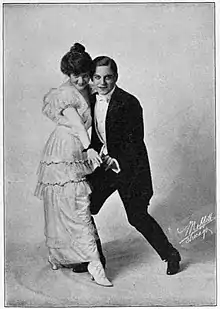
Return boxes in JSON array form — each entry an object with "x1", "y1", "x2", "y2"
[{"x1": 90, "y1": 86, "x2": 153, "y2": 202}]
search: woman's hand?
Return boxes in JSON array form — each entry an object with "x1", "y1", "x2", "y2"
[{"x1": 87, "y1": 148, "x2": 102, "y2": 167}]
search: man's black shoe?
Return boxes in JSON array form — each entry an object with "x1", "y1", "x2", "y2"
[
  {"x1": 72, "y1": 262, "x2": 89, "y2": 273},
  {"x1": 72, "y1": 256, "x2": 106, "y2": 273},
  {"x1": 166, "y1": 249, "x2": 181, "y2": 275}
]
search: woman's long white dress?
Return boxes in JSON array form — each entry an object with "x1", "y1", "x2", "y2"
[{"x1": 35, "y1": 83, "x2": 100, "y2": 266}]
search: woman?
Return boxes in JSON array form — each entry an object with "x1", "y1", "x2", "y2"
[{"x1": 35, "y1": 43, "x2": 112, "y2": 287}]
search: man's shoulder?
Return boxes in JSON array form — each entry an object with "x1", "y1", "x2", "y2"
[{"x1": 116, "y1": 87, "x2": 141, "y2": 106}]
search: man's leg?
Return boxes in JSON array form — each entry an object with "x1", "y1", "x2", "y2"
[
  {"x1": 87, "y1": 166, "x2": 118, "y2": 215},
  {"x1": 118, "y1": 187, "x2": 181, "y2": 275}
]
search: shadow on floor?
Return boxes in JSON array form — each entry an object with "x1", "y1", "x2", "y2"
[{"x1": 5, "y1": 231, "x2": 216, "y2": 307}]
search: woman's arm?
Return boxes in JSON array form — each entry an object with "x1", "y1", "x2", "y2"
[
  {"x1": 63, "y1": 107, "x2": 102, "y2": 166},
  {"x1": 63, "y1": 107, "x2": 90, "y2": 149},
  {"x1": 42, "y1": 90, "x2": 74, "y2": 127}
]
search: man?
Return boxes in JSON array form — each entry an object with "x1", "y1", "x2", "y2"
[{"x1": 73, "y1": 56, "x2": 181, "y2": 275}]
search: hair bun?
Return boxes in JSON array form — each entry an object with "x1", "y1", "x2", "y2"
[{"x1": 70, "y1": 43, "x2": 85, "y2": 54}]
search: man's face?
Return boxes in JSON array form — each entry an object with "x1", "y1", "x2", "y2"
[{"x1": 92, "y1": 65, "x2": 117, "y2": 95}]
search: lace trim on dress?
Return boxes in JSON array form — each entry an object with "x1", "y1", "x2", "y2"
[
  {"x1": 35, "y1": 160, "x2": 93, "y2": 188},
  {"x1": 37, "y1": 178, "x2": 86, "y2": 187},
  {"x1": 34, "y1": 177, "x2": 92, "y2": 200},
  {"x1": 39, "y1": 159, "x2": 89, "y2": 166}
]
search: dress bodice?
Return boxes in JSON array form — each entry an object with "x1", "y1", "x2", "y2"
[{"x1": 42, "y1": 82, "x2": 92, "y2": 130}]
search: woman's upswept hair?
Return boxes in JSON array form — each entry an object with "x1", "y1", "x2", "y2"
[
  {"x1": 60, "y1": 43, "x2": 92, "y2": 76},
  {"x1": 91, "y1": 56, "x2": 118, "y2": 78}
]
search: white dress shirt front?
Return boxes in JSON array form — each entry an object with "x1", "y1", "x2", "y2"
[
  {"x1": 95, "y1": 95, "x2": 110, "y2": 153},
  {"x1": 94, "y1": 87, "x2": 120, "y2": 173}
]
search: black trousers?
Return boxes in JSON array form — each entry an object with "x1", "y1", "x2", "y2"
[{"x1": 87, "y1": 166, "x2": 174, "y2": 261}]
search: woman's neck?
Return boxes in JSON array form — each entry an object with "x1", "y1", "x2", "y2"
[{"x1": 78, "y1": 87, "x2": 88, "y2": 96}]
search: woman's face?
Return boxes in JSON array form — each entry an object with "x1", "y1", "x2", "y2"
[{"x1": 70, "y1": 72, "x2": 90, "y2": 91}]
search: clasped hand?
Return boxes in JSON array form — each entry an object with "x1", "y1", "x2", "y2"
[
  {"x1": 87, "y1": 148, "x2": 102, "y2": 167},
  {"x1": 87, "y1": 150, "x2": 118, "y2": 171},
  {"x1": 102, "y1": 154, "x2": 118, "y2": 171}
]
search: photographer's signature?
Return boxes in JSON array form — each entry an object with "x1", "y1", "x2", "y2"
[{"x1": 177, "y1": 213, "x2": 215, "y2": 244}]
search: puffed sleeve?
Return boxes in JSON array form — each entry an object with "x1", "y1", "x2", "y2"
[{"x1": 42, "y1": 88, "x2": 80, "y2": 127}]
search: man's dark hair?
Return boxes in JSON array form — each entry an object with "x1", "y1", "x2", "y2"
[{"x1": 91, "y1": 56, "x2": 118, "y2": 78}]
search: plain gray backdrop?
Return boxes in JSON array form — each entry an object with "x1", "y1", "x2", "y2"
[{"x1": 4, "y1": 3, "x2": 216, "y2": 306}]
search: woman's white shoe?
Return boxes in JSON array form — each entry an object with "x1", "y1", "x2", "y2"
[
  {"x1": 48, "y1": 255, "x2": 59, "y2": 270},
  {"x1": 88, "y1": 261, "x2": 113, "y2": 287}
]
